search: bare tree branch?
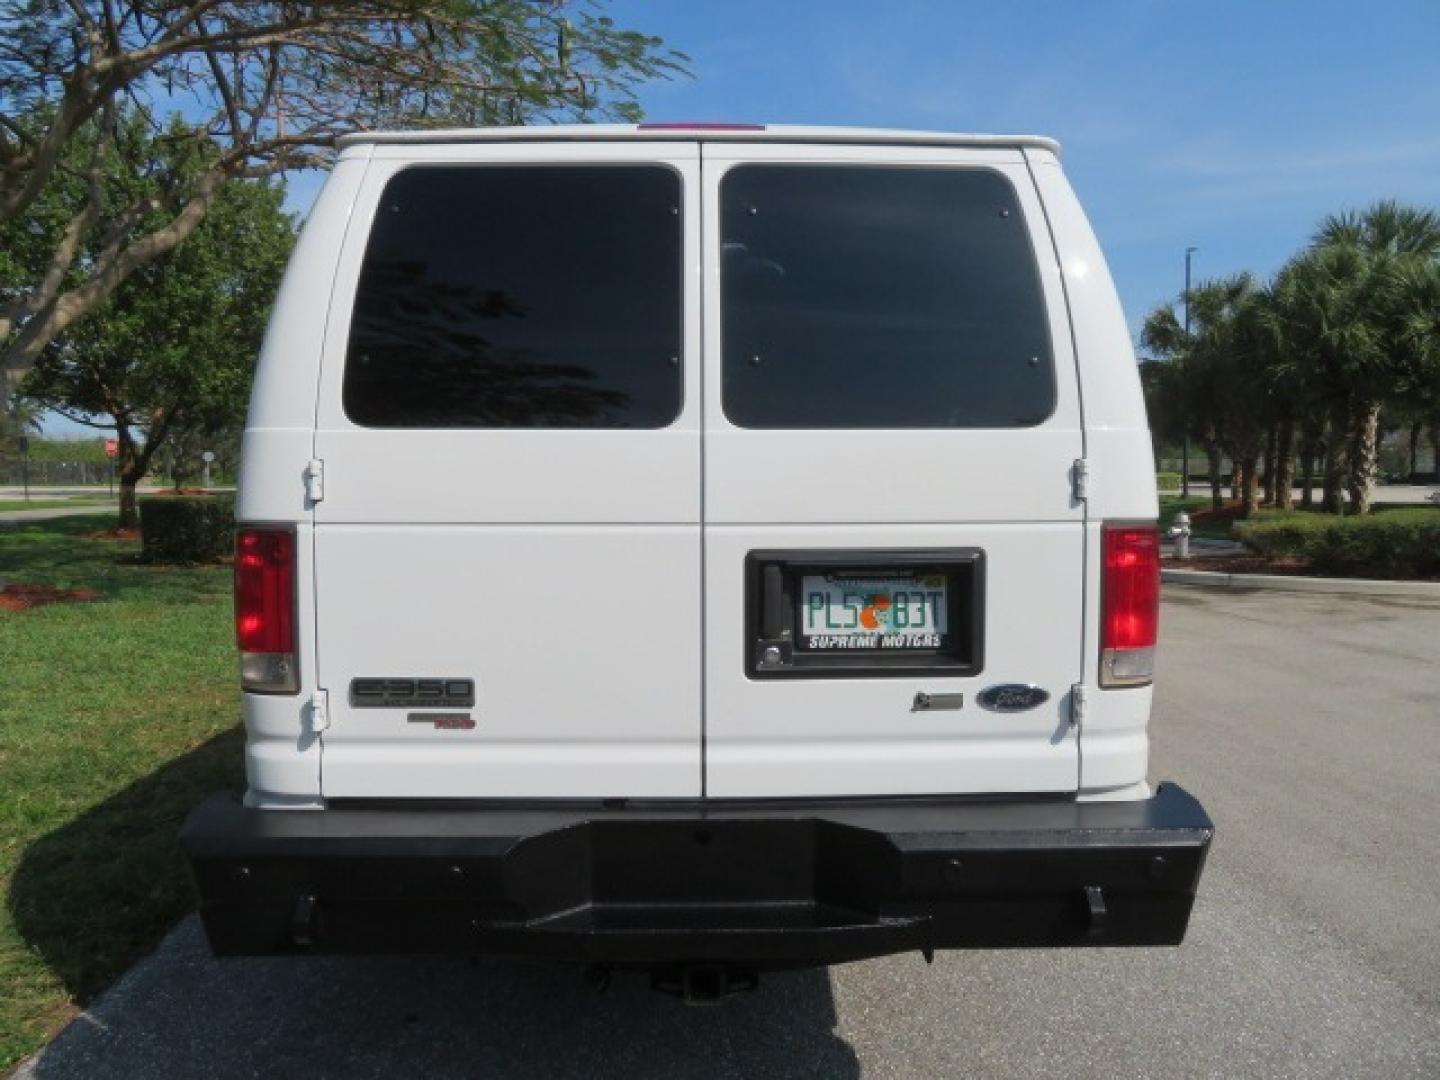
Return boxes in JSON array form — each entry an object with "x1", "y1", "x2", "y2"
[
  {"x1": 5, "y1": 164, "x2": 226, "y2": 369},
  {"x1": 1, "y1": 1, "x2": 688, "y2": 381},
  {"x1": 42, "y1": 403, "x2": 115, "y2": 429}
]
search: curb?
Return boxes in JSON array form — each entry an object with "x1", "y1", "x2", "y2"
[{"x1": 1162, "y1": 568, "x2": 1440, "y2": 598}]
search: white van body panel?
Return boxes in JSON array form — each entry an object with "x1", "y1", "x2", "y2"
[
  {"x1": 1024, "y1": 149, "x2": 1158, "y2": 796},
  {"x1": 235, "y1": 153, "x2": 370, "y2": 805},
  {"x1": 236, "y1": 126, "x2": 1157, "y2": 807},
  {"x1": 237, "y1": 153, "x2": 369, "y2": 523}
]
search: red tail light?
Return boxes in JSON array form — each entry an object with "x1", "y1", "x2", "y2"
[
  {"x1": 1100, "y1": 523, "x2": 1159, "y2": 687},
  {"x1": 234, "y1": 527, "x2": 298, "y2": 693}
]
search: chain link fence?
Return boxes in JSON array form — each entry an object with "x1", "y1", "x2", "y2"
[{"x1": 0, "y1": 460, "x2": 116, "y2": 486}]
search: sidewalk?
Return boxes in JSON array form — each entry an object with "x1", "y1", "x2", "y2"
[
  {"x1": 1161, "y1": 484, "x2": 1439, "y2": 505},
  {"x1": 1161, "y1": 536, "x2": 1244, "y2": 557},
  {"x1": 0, "y1": 505, "x2": 114, "y2": 524}
]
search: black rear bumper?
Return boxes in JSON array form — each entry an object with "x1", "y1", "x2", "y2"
[{"x1": 180, "y1": 784, "x2": 1212, "y2": 970}]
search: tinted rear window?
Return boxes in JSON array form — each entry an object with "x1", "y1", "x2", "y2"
[
  {"x1": 721, "y1": 165, "x2": 1055, "y2": 428},
  {"x1": 344, "y1": 165, "x2": 682, "y2": 428}
]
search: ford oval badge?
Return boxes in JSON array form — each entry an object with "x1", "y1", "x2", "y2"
[{"x1": 977, "y1": 684, "x2": 1050, "y2": 713}]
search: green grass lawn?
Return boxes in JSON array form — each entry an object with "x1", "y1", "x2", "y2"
[
  {"x1": 0, "y1": 499, "x2": 113, "y2": 513},
  {"x1": 0, "y1": 515, "x2": 240, "y2": 1070}
]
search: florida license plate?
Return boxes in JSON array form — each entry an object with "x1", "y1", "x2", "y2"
[{"x1": 798, "y1": 573, "x2": 949, "y2": 651}]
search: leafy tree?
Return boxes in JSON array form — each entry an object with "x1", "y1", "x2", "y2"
[
  {"x1": 0, "y1": 394, "x2": 41, "y2": 465},
  {"x1": 0, "y1": 1, "x2": 686, "y2": 382},
  {"x1": 18, "y1": 167, "x2": 293, "y2": 525}
]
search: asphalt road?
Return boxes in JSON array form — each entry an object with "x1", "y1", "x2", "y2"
[{"x1": 16, "y1": 587, "x2": 1440, "y2": 1079}]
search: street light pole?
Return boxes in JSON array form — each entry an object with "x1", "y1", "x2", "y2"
[
  {"x1": 1181, "y1": 246, "x2": 1197, "y2": 497},
  {"x1": 1184, "y1": 246, "x2": 1196, "y2": 333}
]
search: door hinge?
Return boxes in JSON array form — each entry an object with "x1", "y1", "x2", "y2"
[
  {"x1": 1072, "y1": 458, "x2": 1090, "y2": 501},
  {"x1": 303, "y1": 458, "x2": 324, "y2": 505},
  {"x1": 309, "y1": 689, "x2": 329, "y2": 733},
  {"x1": 1070, "y1": 683, "x2": 1088, "y2": 726}
]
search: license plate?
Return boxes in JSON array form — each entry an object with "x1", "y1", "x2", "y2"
[{"x1": 798, "y1": 573, "x2": 949, "y2": 651}]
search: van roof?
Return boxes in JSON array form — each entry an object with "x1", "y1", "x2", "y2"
[{"x1": 335, "y1": 124, "x2": 1061, "y2": 156}]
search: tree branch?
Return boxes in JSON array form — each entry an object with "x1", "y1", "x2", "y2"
[
  {"x1": 202, "y1": 42, "x2": 243, "y2": 142},
  {"x1": 0, "y1": 108, "x2": 114, "y2": 341},
  {"x1": 40, "y1": 403, "x2": 113, "y2": 430},
  {"x1": 2, "y1": 164, "x2": 227, "y2": 372},
  {"x1": 0, "y1": 82, "x2": 96, "y2": 227}
]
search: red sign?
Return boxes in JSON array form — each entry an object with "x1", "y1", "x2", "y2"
[{"x1": 104, "y1": 439, "x2": 119, "y2": 459}]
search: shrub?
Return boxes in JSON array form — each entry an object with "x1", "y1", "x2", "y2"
[
  {"x1": 1155, "y1": 472, "x2": 1181, "y2": 490},
  {"x1": 1237, "y1": 510, "x2": 1440, "y2": 579},
  {"x1": 139, "y1": 494, "x2": 236, "y2": 563}
]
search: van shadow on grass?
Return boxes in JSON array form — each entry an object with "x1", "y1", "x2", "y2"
[
  {"x1": 8, "y1": 728, "x2": 246, "y2": 1010},
  {"x1": 13, "y1": 736, "x2": 861, "y2": 1080}
]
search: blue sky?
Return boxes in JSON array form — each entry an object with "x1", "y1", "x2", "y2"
[
  {"x1": 40, "y1": 0, "x2": 1440, "y2": 437},
  {"x1": 605, "y1": 0, "x2": 1440, "y2": 334}
]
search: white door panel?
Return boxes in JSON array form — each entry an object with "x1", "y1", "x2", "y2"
[
  {"x1": 704, "y1": 427, "x2": 1080, "y2": 524},
  {"x1": 704, "y1": 524, "x2": 1080, "y2": 796},
  {"x1": 699, "y1": 145, "x2": 1084, "y2": 796},
  {"x1": 313, "y1": 145, "x2": 701, "y2": 528},
  {"x1": 313, "y1": 429, "x2": 697, "y2": 524},
  {"x1": 313, "y1": 146, "x2": 702, "y2": 798},
  {"x1": 316, "y1": 526, "x2": 701, "y2": 797}
]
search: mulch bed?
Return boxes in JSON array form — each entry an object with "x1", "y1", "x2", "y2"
[
  {"x1": 1187, "y1": 501, "x2": 1248, "y2": 523},
  {"x1": 0, "y1": 583, "x2": 103, "y2": 612},
  {"x1": 1162, "y1": 554, "x2": 1315, "y2": 576}
]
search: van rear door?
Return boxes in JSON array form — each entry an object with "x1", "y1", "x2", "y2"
[
  {"x1": 311, "y1": 143, "x2": 702, "y2": 798},
  {"x1": 700, "y1": 144, "x2": 1085, "y2": 797}
]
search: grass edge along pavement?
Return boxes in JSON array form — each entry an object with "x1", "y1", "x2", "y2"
[{"x1": 0, "y1": 514, "x2": 241, "y2": 1072}]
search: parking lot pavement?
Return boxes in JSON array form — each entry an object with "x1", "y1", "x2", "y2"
[{"x1": 15, "y1": 589, "x2": 1440, "y2": 1080}]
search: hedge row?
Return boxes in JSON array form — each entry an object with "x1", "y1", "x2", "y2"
[
  {"x1": 139, "y1": 494, "x2": 235, "y2": 563},
  {"x1": 1155, "y1": 472, "x2": 1182, "y2": 490},
  {"x1": 1236, "y1": 510, "x2": 1440, "y2": 579}
]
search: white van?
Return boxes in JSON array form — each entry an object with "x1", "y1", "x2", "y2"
[{"x1": 183, "y1": 124, "x2": 1211, "y2": 998}]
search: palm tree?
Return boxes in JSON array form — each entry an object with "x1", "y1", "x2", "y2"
[
  {"x1": 1267, "y1": 246, "x2": 1389, "y2": 513},
  {"x1": 1307, "y1": 201, "x2": 1440, "y2": 513},
  {"x1": 1388, "y1": 257, "x2": 1440, "y2": 481}
]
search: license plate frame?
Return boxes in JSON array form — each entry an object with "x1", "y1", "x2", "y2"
[{"x1": 745, "y1": 549, "x2": 985, "y2": 679}]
